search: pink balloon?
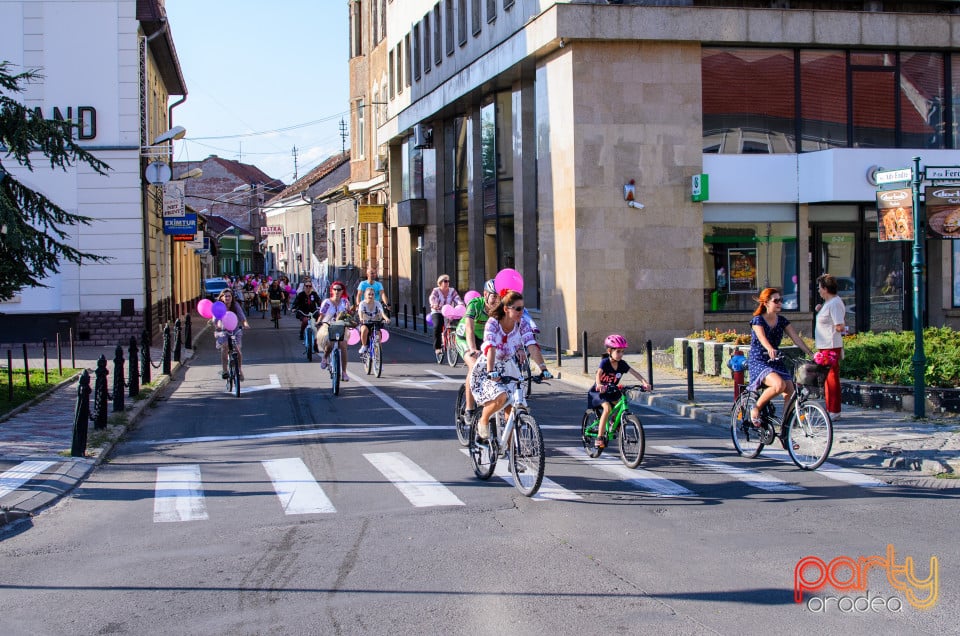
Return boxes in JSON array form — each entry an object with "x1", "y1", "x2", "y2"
[
  {"x1": 197, "y1": 299, "x2": 213, "y2": 319},
  {"x1": 211, "y1": 301, "x2": 227, "y2": 320},
  {"x1": 449, "y1": 305, "x2": 466, "y2": 319},
  {"x1": 494, "y1": 268, "x2": 523, "y2": 295},
  {"x1": 441, "y1": 305, "x2": 453, "y2": 319},
  {"x1": 464, "y1": 290, "x2": 480, "y2": 303},
  {"x1": 221, "y1": 311, "x2": 238, "y2": 331},
  {"x1": 379, "y1": 329, "x2": 390, "y2": 344},
  {"x1": 347, "y1": 328, "x2": 360, "y2": 346}
]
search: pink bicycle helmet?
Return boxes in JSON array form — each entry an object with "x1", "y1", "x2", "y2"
[{"x1": 604, "y1": 334, "x2": 628, "y2": 349}]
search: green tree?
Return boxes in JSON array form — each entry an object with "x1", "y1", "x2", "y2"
[{"x1": 0, "y1": 62, "x2": 110, "y2": 302}]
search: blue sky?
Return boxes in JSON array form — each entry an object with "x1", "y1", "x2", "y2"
[{"x1": 165, "y1": 0, "x2": 349, "y2": 185}]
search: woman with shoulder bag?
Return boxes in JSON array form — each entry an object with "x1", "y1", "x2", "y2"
[{"x1": 814, "y1": 274, "x2": 846, "y2": 420}]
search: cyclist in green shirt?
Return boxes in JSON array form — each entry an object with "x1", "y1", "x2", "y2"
[{"x1": 455, "y1": 279, "x2": 501, "y2": 416}]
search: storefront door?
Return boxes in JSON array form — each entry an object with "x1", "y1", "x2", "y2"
[{"x1": 810, "y1": 222, "x2": 909, "y2": 334}]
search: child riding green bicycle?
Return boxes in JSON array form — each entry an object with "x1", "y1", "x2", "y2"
[{"x1": 587, "y1": 334, "x2": 651, "y2": 458}]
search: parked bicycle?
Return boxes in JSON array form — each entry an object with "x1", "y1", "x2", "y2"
[
  {"x1": 580, "y1": 385, "x2": 646, "y2": 468},
  {"x1": 730, "y1": 355, "x2": 834, "y2": 470},
  {"x1": 224, "y1": 334, "x2": 241, "y2": 397},
  {"x1": 436, "y1": 316, "x2": 460, "y2": 367},
  {"x1": 467, "y1": 373, "x2": 547, "y2": 497},
  {"x1": 361, "y1": 320, "x2": 385, "y2": 377},
  {"x1": 327, "y1": 320, "x2": 348, "y2": 395}
]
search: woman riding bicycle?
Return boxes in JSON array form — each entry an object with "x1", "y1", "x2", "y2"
[
  {"x1": 428, "y1": 274, "x2": 463, "y2": 359},
  {"x1": 747, "y1": 287, "x2": 814, "y2": 426},
  {"x1": 357, "y1": 287, "x2": 389, "y2": 354},
  {"x1": 317, "y1": 281, "x2": 352, "y2": 379},
  {"x1": 212, "y1": 288, "x2": 250, "y2": 380},
  {"x1": 588, "y1": 334, "x2": 651, "y2": 457},
  {"x1": 291, "y1": 281, "x2": 322, "y2": 344},
  {"x1": 470, "y1": 290, "x2": 552, "y2": 440},
  {"x1": 455, "y1": 279, "x2": 501, "y2": 417}
]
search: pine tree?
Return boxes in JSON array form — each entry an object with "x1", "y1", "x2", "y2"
[{"x1": 0, "y1": 61, "x2": 110, "y2": 302}]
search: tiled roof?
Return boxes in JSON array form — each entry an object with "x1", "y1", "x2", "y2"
[
  {"x1": 266, "y1": 152, "x2": 350, "y2": 204},
  {"x1": 199, "y1": 213, "x2": 253, "y2": 238}
]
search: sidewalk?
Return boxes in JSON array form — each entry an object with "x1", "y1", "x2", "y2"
[
  {"x1": 389, "y1": 322, "x2": 960, "y2": 480},
  {"x1": 0, "y1": 338, "x2": 197, "y2": 526}
]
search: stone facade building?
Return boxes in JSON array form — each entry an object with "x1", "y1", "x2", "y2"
[{"x1": 356, "y1": 0, "x2": 960, "y2": 351}]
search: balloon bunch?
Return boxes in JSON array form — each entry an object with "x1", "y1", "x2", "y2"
[
  {"x1": 813, "y1": 350, "x2": 839, "y2": 366},
  {"x1": 441, "y1": 304, "x2": 466, "y2": 320},
  {"x1": 346, "y1": 327, "x2": 390, "y2": 345},
  {"x1": 197, "y1": 298, "x2": 239, "y2": 331}
]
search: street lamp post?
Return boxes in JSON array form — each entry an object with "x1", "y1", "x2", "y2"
[{"x1": 234, "y1": 226, "x2": 241, "y2": 276}]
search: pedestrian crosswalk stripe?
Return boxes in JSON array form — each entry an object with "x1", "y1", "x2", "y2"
[
  {"x1": 653, "y1": 445, "x2": 804, "y2": 492},
  {"x1": 262, "y1": 458, "x2": 336, "y2": 514},
  {"x1": 557, "y1": 447, "x2": 696, "y2": 497},
  {"x1": 760, "y1": 450, "x2": 890, "y2": 487},
  {"x1": 364, "y1": 452, "x2": 464, "y2": 507},
  {"x1": 457, "y1": 449, "x2": 582, "y2": 501},
  {"x1": 0, "y1": 460, "x2": 56, "y2": 498},
  {"x1": 153, "y1": 465, "x2": 209, "y2": 522}
]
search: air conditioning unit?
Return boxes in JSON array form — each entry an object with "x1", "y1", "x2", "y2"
[
  {"x1": 412, "y1": 123, "x2": 433, "y2": 149},
  {"x1": 374, "y1": 152, "x2": 388, "y2": 172}
]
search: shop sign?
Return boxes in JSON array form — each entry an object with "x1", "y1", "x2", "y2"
[
  {"x1": 875, "y1": 189, "x2": 914, "y2": 242},
  {"x1": 163, "y1": 213, "x2": 197, "y2": 236},
  {"x1": 163, "y1": 181, "x2": 186, "y2": 217},
  {"x1": 727, "y1": 248, "x2": 758, "y2": 293},
  {"x1": 358, "y1": 204, "x2": 385, "y2": 224},
  {"x1": 261, "y1": 225, "x2": 283, "y2": 236},
  {"x1": 924, "y1": 186, "x2": 960, "y2": 239},
  {"x1": 691, "y1": 174, "x2": 709, "y2": 202}
]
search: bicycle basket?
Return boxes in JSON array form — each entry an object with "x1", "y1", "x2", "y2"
[
  {"x1": 328, "y1": 321, "x2": 347, "y2": 341},
  {"x1": 796, "y1": 362, "x2": 829, "y2": 387}
]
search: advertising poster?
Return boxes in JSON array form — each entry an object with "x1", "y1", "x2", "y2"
[
  {"x1": 875, "y1": 188, "x2": 914, "y2": 241},
  {"x1": 924, "y1": 186, "x2": 960, "y2": 239},
  {"x1": 727, "y1": 248, "x2": 758, "y2": 293}
]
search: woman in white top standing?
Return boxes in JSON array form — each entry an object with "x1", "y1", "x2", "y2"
[{"x1": 814, "y1": 273, "x2": 846, "y2": 420}]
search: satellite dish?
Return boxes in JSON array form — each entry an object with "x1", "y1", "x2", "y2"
[{"x1": 145, "y1": 161, "x2": 172, "y2": 185}]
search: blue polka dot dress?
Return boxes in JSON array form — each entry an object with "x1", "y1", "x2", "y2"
[{"x1": 747, "y1": 314, "x2": 792, "y2": 391}]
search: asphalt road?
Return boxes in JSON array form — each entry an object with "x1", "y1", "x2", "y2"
[{"x1": 0, "y1": 317, "x2": 956, "y2": 635}]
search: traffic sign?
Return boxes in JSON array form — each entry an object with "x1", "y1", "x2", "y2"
[{"x1": 876, "y1": 168, "x2": 912, "y2": 184}]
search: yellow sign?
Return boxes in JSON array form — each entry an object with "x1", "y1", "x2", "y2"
[{"x1": 358, "y1": 204, "x2": 385, "y2": 224}]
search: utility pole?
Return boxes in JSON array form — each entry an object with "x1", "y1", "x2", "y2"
[
  {"x1": 292, "y1": 146, "x2": 299, "y2": 181},
  {"x1": 339, "y1": 118, "x2": 348, "y2": 155}
]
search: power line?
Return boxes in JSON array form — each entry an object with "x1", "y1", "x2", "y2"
[{"x1": 187, "y1": 112, "x2": 350, "y2": 141}]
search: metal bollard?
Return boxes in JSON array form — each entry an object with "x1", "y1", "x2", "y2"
[
  {"x1": 140, "y1": 329, "x2": 151, "y2": 386},
  {"x1": 70, "y1": 326, "x2": 76, "y2": 369},
  {"x1": 646, "y1": 339, "x2": 654, "y2": 388},
  {"x1": 71, "y1": 370, "x2": 92, "y2": 457},
  {"x1": 185, "y1": 313, "x2": 193, "y2": 349},
  {"x1": 43, "y1": 338, "x2": 49, "y2": 384},
  {"x1": 685, "y1": 344, "x2": 695, "y2": 402},
  {"x1": 393, "y1": 303, "x2": 399, "y2": 326},
  {"x1": 162, "y1": 323, "x2": 171, "y2": 375},
  {"x1": 113, "y1": 345, "x2": 125, "y2": 412},
  {"x1": 128, "y1": 337, "x2": 139, "y2": 398},
  {"x1": 412, "y1": 306, "x2": 417, "y2": 331},
  {"x1": 556, "y1": 326, "x2": 562, "y2": 368},
  {"x1": 403, "y1": 304, "x2": 408, "y2": 329},
  {"x1": 173, "y1": 318, "x2": 182, "y2": 363},
  {"x1": 57, "y1": 333, "x2": 63, "y2": 374},
  {"x1": 93, "y1": 355, "x2": 109, "y2": 429},
  {"x1": 22, "y1": 344, "x2": 30, "y2": 390},
  {"x1": 422, "y1": 307, "x2": 428, "y2": 334},
  {"x1": 582, "y1": 331, "x2": 588, "y2": 375},
  {"x1": 6, "y1": 350, "x2": 12, "y2": 401}
]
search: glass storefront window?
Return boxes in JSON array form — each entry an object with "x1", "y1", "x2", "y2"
[
  {"x1": 800, "y1": 50, "x2": 847, "y2": 150},
  {"x1": 852, "y1": 69, "x2": 896, "y2": 148},
  {"x1": 952, "y1": 54, "x2": 960, "y2": 150},
  {"x1": 900, "y1": 52, "x2": 945, "y2": 149},
  {"x1": 704, "y1": 222, "x2": 797, "y2": 312},
  {"x1": 702, "y1": 48, "x2": 796, "y2": 154}
]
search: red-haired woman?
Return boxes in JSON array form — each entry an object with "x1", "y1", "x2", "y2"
[{"x1": 747, "y1": 287, "x2": 814, "y2": 426}]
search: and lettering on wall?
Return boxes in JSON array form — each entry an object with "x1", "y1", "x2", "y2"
[{"x1": 31, "y1": 106, "x2": 97, "y2": 140}]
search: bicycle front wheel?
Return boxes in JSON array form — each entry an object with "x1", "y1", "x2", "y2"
[
  {"x1": 455, "y1": 384, "x2": 471, "y2": 446},
  {"x1": 364, "y1": 345, "x2": 373, "y2": 375},
  {"x1": 305, "y1": 330, "x2": 314, "y2": 362},
  {"x1": 445, "y1": 331, "x2": 459, "y2": 367},
  {"x1": 230, "y1": 356, "x2": 240, "y2": 398},
  {"x1": 510, "y1": 413, "x2": 544, "y2": 497},
  {"x1": 618, "y1": 413, "x2": 645, "y2": 468},
  {"x1": 731, "y1": 393, "x2": 763, "y2": 458},
  {"x1": 331, "y1": 348, "x2": 341, "y2": 396},
  {"x1": 787, "y1": 402, "x2": 833, "y2": 470},
  {"x1": 374, "y1": 340, "x2": 383, "y2": 377}
]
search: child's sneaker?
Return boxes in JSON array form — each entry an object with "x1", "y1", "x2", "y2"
[
  {"x1": 358, "y1": 345, "x2": 367, "y2": 354},
  {"x1": 319, "y1": 355, "x2": 328, "y2": 369}
]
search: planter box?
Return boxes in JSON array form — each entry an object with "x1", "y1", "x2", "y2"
[
  {"x1": 687, "y1": 339, "x2": 705, "y2": 374},
  {"x1": 703, "y1": 341, "x2": 724, "y2": 376},
  {"x1": 673, "y1": 338, "x2": 688, "y2": 369}
]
